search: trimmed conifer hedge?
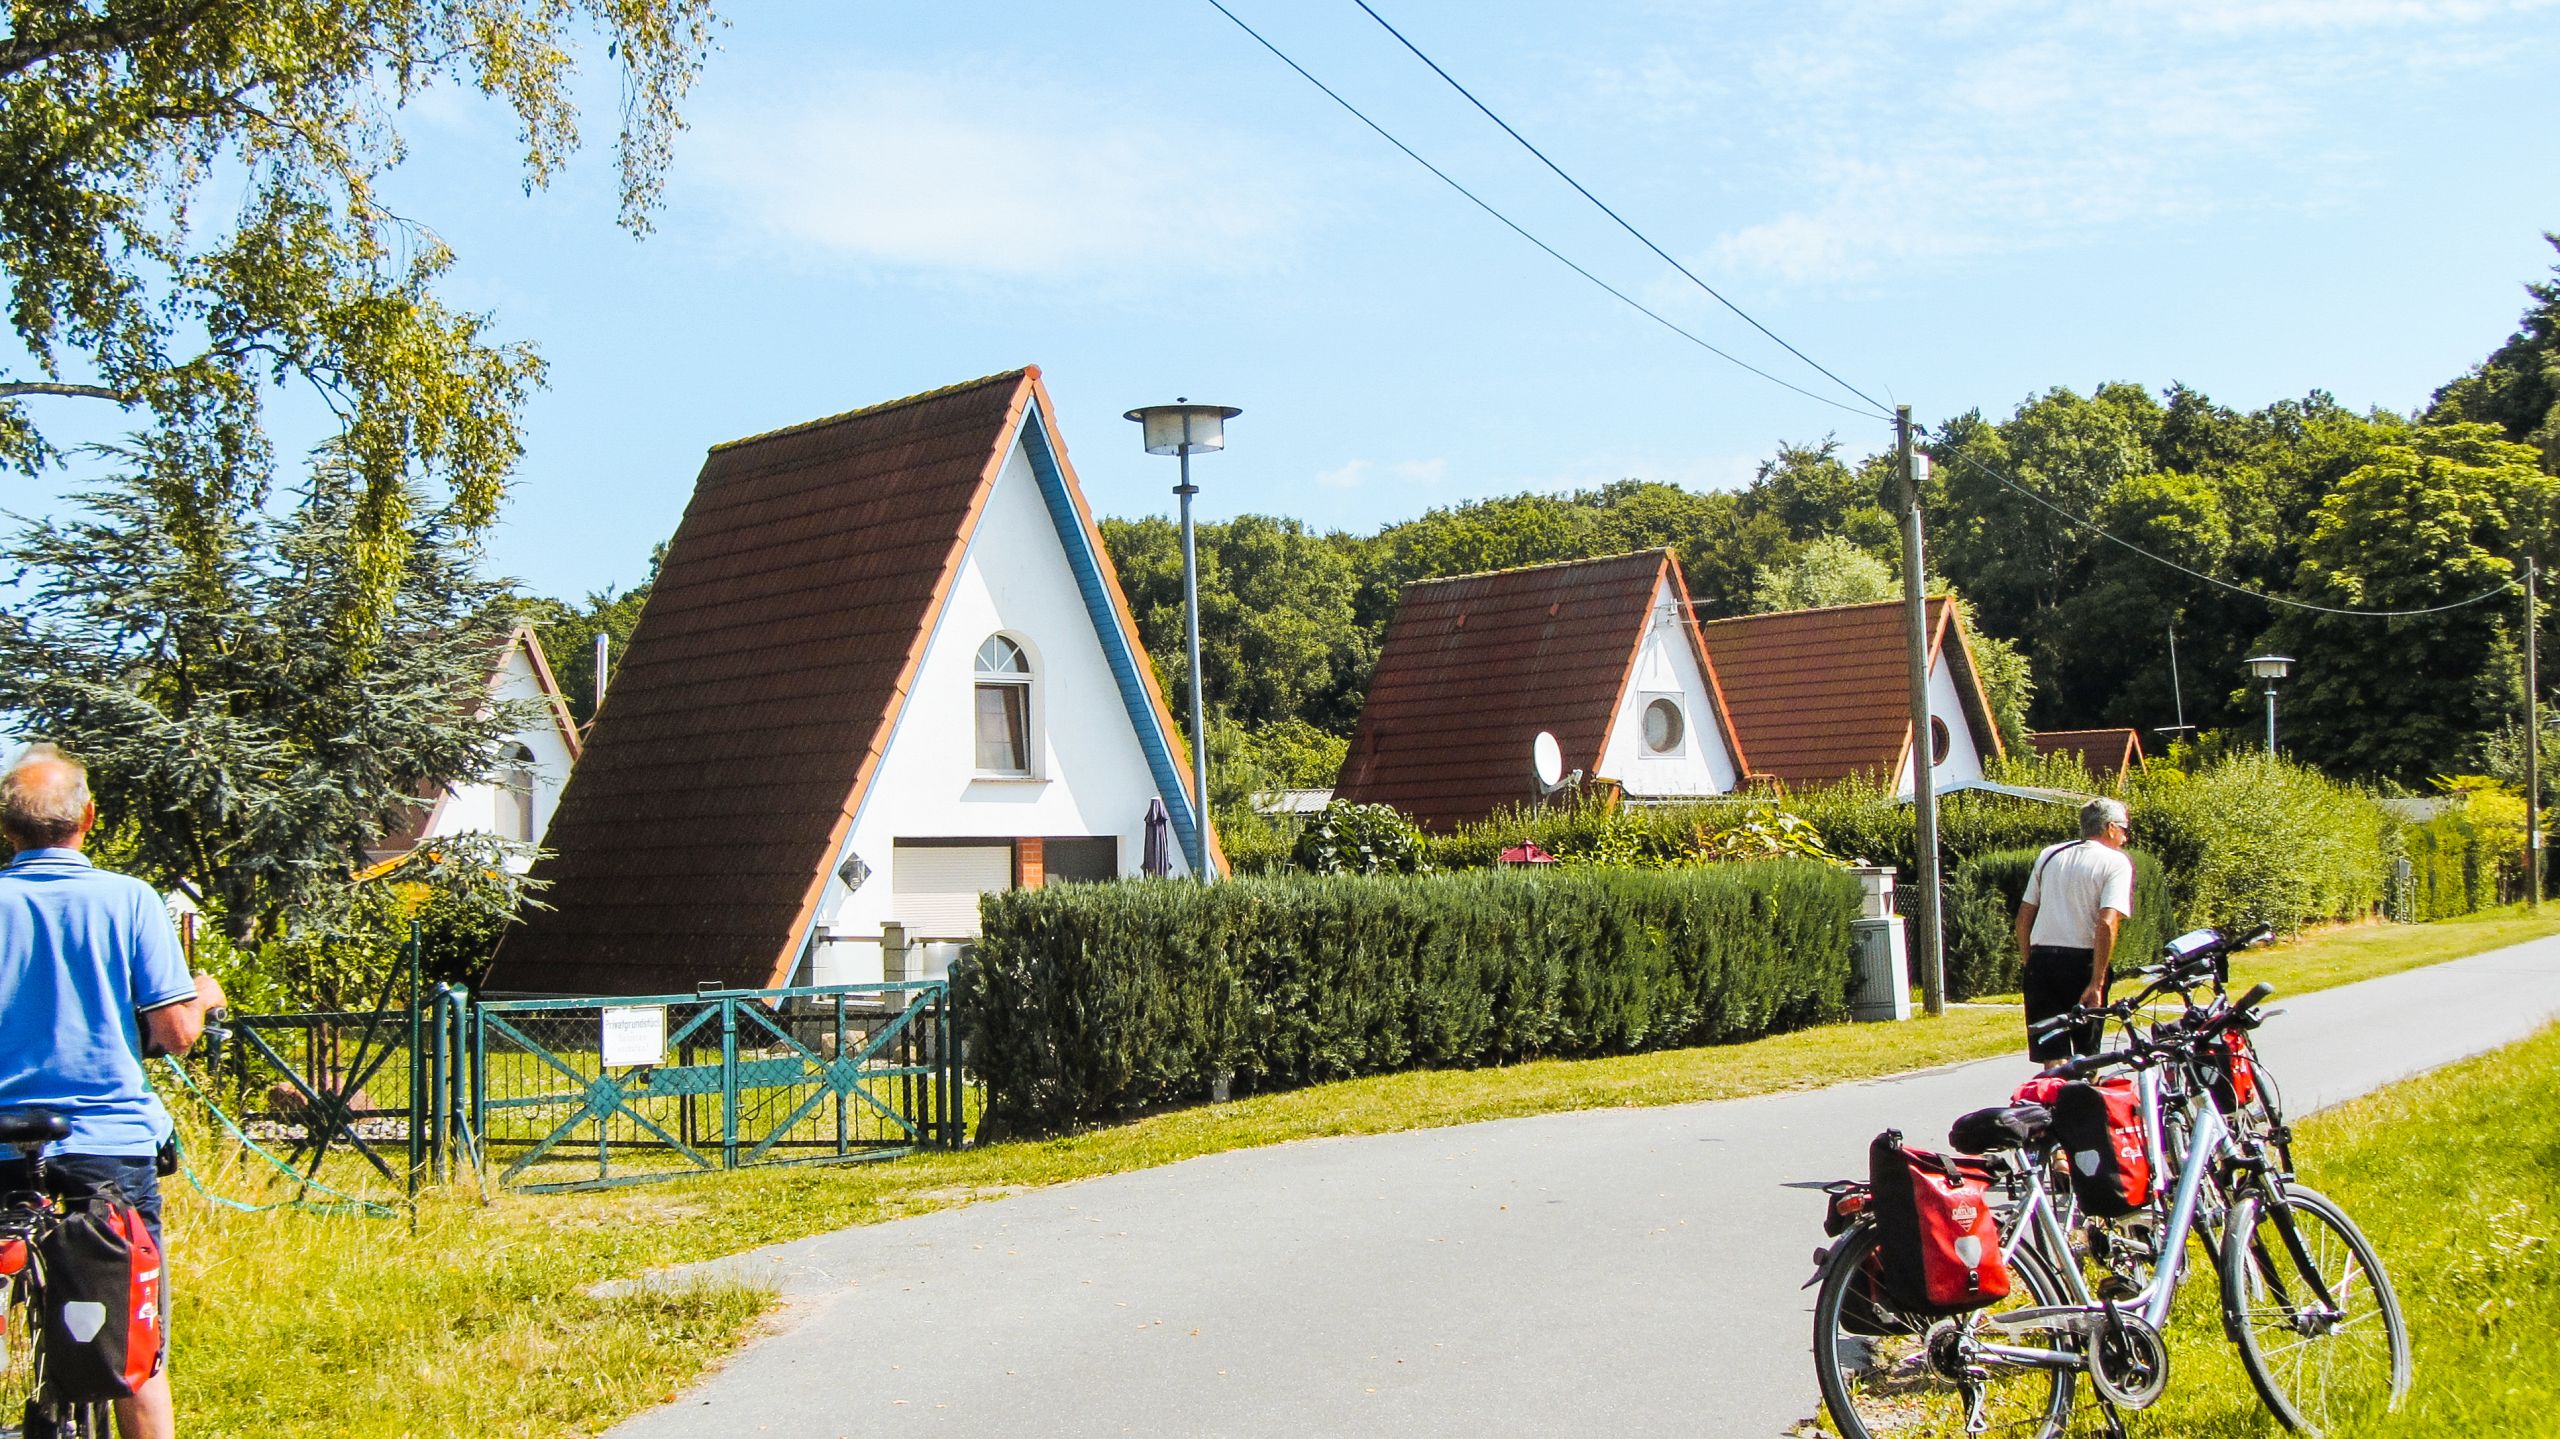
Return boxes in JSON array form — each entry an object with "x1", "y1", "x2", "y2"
[{"x1": 959, "y1": 862, "x2": 1864, "y2": 1137}]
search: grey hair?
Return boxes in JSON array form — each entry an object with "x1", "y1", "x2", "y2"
[
  {"x1": 2, "y1": 742, "x2": 91, "y2": 848},
  {"x1": 2080, "y1": 796, "x2": 2129, "y2": 839}
]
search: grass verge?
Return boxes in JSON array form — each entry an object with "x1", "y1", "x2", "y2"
[
  {"x1": 2134, "y1": 1020, "x2": 2560, "y2": 1436},
  {"x1": 164, "y1": 905, "x2": 2560, "y2": 1437}
]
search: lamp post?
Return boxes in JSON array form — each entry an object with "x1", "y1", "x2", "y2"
[
  {"x1": 2245, "y1": 654, "x2": 2294, "y2": 753},
  {"x1": 1126, "y1": 399, "x2": 1240, "y2": 883}
]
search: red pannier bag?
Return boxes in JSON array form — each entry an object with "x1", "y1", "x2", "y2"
[
  {"x1": 2215, "y1": 1030, "x2": 2259, "y2": 1110},
  {"x1": 36, "y1": 1191, "x2": 165, "y2": 1403},
  {"x1": 2011, "y1": 1075, "x2": 2066, "y2": 1108},
  {"x1": 2052, "y1": 1078, "x2": 2152, "y2": 1218},
  {"x1": 1867, "y1": 1130, "x2": 2011, "y2": 1313}
]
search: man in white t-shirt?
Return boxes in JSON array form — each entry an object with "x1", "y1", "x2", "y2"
[{"x1": 2015, "y1": 797, "x2": 2136, "y2": 1060}]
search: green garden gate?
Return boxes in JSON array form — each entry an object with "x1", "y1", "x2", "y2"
[{"x1": 463, "y1": 980, "x2": 959, "y2": 1193}]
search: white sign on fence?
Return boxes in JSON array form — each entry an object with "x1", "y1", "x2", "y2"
[{"x1": 600, "y1": 1005, "x2": 668, "y2": 1068}]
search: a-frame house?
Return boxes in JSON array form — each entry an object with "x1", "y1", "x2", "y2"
[
  {"x1": 1333, "y1": 550, "x2": 1751, "y2": 831},
  {"x1": 488, "y1": 368, "x2": 1217, "y2": 996}
]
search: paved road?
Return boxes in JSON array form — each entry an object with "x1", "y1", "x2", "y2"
[{"x1": 611, "y1": 937, "x2": 2560, "y2": 1439}]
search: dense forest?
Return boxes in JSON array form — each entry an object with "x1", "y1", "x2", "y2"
[{"x1": 540, "y1": 236, "x2": 2560, "y2": 796}]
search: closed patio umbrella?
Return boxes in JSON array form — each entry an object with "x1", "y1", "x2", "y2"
[{"x1": 1142, "y1": 797, "x2": 1172, "y2": 877}]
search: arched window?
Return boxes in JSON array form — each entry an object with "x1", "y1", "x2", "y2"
[
  {"x1": 493, "y1": 744, "x2": 537, "y2": 842},
  {"x1": 975, "y1": 634, "x2": 1033, "y2": 775},
  {"x1": 1930, "y1": 717, "x2": 1953, "y2": 767}
]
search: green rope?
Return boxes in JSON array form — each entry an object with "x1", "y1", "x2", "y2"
[{"x1": 155, "y1": 1056, "x2": 407, "y2": 1220}]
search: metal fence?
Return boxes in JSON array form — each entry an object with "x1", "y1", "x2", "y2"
[
  {"x1": 214, "y1": 1004, "x2": 423, "y2": 1192},
  {"x1": 470, "y1": 981, "x2": 960, "y2": 1193}
]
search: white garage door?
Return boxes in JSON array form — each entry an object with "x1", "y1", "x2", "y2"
[{"x1": 890, "y1": 843, "x2": 1013, "y2": 938}]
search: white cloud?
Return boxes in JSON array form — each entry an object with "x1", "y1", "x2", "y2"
[
  {"x1": 685, "y1": 71, "x2": 1314, "y2": 281},
  {"x1": 1317, "y1": 457, "x2": 1448, "y2": 490},
  {"x1": 1625, "y1": 0, "x2": 2553, "y2": 288}
]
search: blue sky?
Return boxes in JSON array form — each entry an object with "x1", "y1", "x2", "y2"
[{"x1": 45, "y1": 1, "x2": 2560, "y2": 601}]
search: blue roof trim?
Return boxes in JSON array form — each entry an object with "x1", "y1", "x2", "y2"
[{"x1": 1015, "y1": 406, "x2": 1206, "y2": 869}]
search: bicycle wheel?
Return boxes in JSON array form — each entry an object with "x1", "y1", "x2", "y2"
[
  {"x1": 2219, "y1": 1184, "x2": 2410, "y2": 1435},
  {"x1": 2, "y1": 1267, "x2": 36, "y2": 1438},
  {"x1": 1812, "y1": 1224, "x2": 2077, "y2": 1439}
]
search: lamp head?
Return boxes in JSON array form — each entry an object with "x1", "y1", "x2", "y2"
[
  {"x1": 1125, "y1": 399, "x2": 1242, "y2": 456},
  {"x1": 2245, "y1": 653, "x2": 2294, "y2": 682}
]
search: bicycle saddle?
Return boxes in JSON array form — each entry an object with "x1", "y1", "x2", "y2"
[
  {"x1": 0, "y1": 1109, "x2": 71, "y2": 1148},
  {"x1": 1948, "y1": 1103, "x2": 2050, "y2": 1155}
]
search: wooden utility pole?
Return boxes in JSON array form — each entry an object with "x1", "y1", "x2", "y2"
[
  {"x1": 1898, "y1": 406, "x2": 1945, "y2": 1016},
  {"x1": 2530, "y1": 557, "x2": 2543, "y2": 908}
]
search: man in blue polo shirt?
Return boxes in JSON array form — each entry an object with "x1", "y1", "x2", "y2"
[{"x1": 1, "y1": 743, "x2": 225, "y2": 1439}]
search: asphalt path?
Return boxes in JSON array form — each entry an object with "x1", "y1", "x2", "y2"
[{"x1": 609, "y1": 936, "x2": 2560, "y2": 1439}]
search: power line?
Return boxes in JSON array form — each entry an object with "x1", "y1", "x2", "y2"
[
  {"x1": 1349, "y1": 0, "x2": 1891, "y2": 419},
  {"x1": 1198, "y1": 0, "x2": 1885, "y2": 419},
  {"x1": 1941, "y1": 448, "x2": 2521, "y2": 618},
  {"x1": 1216, "y1": 2, "x2": 2513, "y2": 622}
]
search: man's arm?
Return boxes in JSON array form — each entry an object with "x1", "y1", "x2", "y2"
[
  {"x1": 2015, "y1": 900, "x2": 2039, "y2": 967},
  {"x1": 2084, "y1": 908, "x2": 2125, "y2": 1007},
  {"x1": 141, "y1": 972, "x2": 226, "y2": 1057}
]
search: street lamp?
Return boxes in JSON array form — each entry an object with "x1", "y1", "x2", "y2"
[
  {"x1": 1125, "y1": 398, "x2": 1240, "y2": 883},
  {"x1": 2245, "y1": 653, "x2": 2294, "y2": 753}
]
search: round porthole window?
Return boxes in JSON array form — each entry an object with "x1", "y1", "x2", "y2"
[
  {"x1": 1930, "y1": 716, "x2": 1953, "y2": 766},
  {"x1": 1643, "y1": 697, "x2": 1685, "y2": 754}
]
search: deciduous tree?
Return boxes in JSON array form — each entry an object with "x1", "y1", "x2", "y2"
[{"x1": 0, "y1": 0, "x2": 716, "y2": 646}]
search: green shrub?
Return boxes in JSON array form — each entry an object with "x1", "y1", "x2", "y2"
[
  {"x1": 2399, "y1": 778, "x2": 2525, "y2": 920},
  {"x1": 960, "y1": 862, "x2": 1863, "y2": 1137},
  {"x1": 1291, "y1": 799, "x2": 1431, "y2": 875},
  {"x1": 1940, "y1": 846, "x2": 2172, "y2": 1000},
  {"x1": 2127, "y1": 753, "x2": 2393, "y2": 932}
]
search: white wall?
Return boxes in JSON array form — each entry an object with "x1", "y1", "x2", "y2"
[
  {"x1": 809, "y1": 432, "x2": 1188, "y2": 985},
  {"x1": 1894, "y1": 648, "x2": 1989, "y2": 798},
  {"x1": 423, "y1": 640, "x2": 579, "y2": 868},
  {"x1": 1595, "y1": 576, "x2": 1740, "y2": 799}
]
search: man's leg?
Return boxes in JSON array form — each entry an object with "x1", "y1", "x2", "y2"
[
  {"x1": 116, "y1": 1373, "x2": 173, "y2": 1439},
  {"x1": 2022, "y1": 947, "x2": 2092, "y2": 1062}
]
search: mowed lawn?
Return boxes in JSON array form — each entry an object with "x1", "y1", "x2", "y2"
[
  {"x1": 162, "y1": 905, "x2": 2560, "y2": 1437},
  {"x1": 2129, "y1": 1019, "x2": 2560, "y2": 1436}
]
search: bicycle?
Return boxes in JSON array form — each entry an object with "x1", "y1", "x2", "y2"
[
  {"x1": 0, "y1": 1108, "x2": 116, "y2": 1439},
  {"x1": 1808, "y1": 975, "x2": 2409, "y2": 1438}
]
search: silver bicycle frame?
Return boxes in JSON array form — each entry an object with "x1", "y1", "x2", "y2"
[{"x1": 1975, "y1": 1076, "x2": 2234, "y2": 1367}]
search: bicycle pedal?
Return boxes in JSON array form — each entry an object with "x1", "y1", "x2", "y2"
[{"x1": 2097, "y1": 1274, "x2": 2141, "y2": 1302}]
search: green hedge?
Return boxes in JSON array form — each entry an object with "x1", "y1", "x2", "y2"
[
  {"x1": 1418, "y1": 755, "x2": 2396, "y2": 939},
  {"x1": 2400, "y1": 794, "x2": 2523, "y2": 921},
  {"x1": 1941, "y1": 846, "x2": 2173, "y2": 1001},
  {"x1": 960, "y1": 862, "x2": 1864, "y2": 1137}
]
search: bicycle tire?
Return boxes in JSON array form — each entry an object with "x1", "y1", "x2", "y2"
[
  {"x1": 2219, "y1": 1184, "x2": 2410, "y2": 1435},
  {"x1": 1812, "y1": 1223, "x2": 2077, "y2": 1439}
]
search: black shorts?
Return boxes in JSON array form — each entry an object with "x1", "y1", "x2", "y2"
[{"x1": 2023, "y1": 946, "x2": 2105, "y2": 1061}]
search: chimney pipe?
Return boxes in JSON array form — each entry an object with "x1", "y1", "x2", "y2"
[{"x1": 593, "y1": 632, "x2": 610, "y2": 714}]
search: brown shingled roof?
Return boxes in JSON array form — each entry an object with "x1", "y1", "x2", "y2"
[
  {"x1": 2031, "y1": 727, "x2": 2145, "y2": 776},
  {"x1": 487, "y1": 368, "x2": 1204, "y2": 995},
  {"x1": 1332, "y1": 550, "x2": 1747, "y2": 832},
  {"x1": 1700, "y1": 597, "x2": 2004, "y2": 788}
]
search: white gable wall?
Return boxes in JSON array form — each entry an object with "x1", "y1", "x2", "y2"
[
  {"x1": 422, "y1": 641, "x2": 579, "y2": 868},
  {"x1": 1893, "y1": 648, "x2": 1990, "y2": 797},
  {"x1": 810, "y1": 432, "x2": 1189, "y2": 986},
  {"x1": 1595, "y1": 576, "x2": 1740, "y2": 798}
]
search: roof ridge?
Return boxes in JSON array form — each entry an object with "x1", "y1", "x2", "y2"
[
  {"x1": 1703, "y1": 593, "x2": 1956, "y2": 624},
  {"x1": 1400, "y1": 547, "x2": 1669, "y2": 590},
  {"x1": 707, "y1": 367, "x2": 1035, "y2": 453}
]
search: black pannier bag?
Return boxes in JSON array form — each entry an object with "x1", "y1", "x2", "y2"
[
  {"x1": 2051, "y1": 1078, "x2": 2152, "y2": 1219},
  {"x1": 1866, "y1": 1130, "x2": 2011, "y2": 1314},
  {"x1": 36, "y1": 1190, "x2": 165, "y2": 1403}
]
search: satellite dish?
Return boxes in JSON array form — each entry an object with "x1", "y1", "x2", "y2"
[{"x1": 1532, "y1": 731, "x2": 1564, "y2": 789}]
